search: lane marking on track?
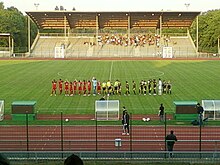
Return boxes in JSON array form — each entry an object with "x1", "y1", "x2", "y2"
[{"x1": 154, "y1": 128, "x2": 164, "y2": 150}]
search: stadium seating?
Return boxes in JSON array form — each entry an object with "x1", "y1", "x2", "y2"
[{"x1": 30, "y1": 34, "x2": 197, "y2": 58}]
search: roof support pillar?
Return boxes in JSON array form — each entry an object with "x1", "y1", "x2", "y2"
[
  {"x1": 218, "y1": 36, "x2": 220, "y2": 55},
  {"x1": 11, "y1": 38, "x2": 14, "y2": 55},
  {"x1": 96, "y1": 15, "x2": 99, "y2": 46},
  {"x1": 8, "y1": 35, "x2": 11, "y2": 55},
  {"x1": 28, "y1": 15, "x2": 31, "y2": 56},
  {"x1": 64, "y1": 16, "x2": 67, "y2": 37},
  {"x1": 159, "y1": 15, "x2": 162, "y2": 37},
  {"x1": 127, "y1": 14, "x2": 130, "y2": 45},
  {"x1": 196, "y1": 16, "x2": 199, "y2": 53},
  {"x1": 159, "y1": 15, "x2": 163, "y2": 45}
]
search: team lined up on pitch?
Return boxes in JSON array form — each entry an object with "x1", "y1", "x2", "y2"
[{"x1": 50, "y1": 78, "x2": 172, "y2": 96}]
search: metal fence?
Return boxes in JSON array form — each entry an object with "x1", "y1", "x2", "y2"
[
  {"x1": 1, "y1": 113, "x2": 220, "y2": 164},
  {"x1": 1, "y1": 113, "x2": 220, "y2": 152},
  {"x1": 1, "y1": 151, "x2": 220, "y2": 164}
]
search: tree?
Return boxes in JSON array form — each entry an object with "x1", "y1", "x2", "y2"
[
  {"x1": 0, "y1": 2, "x2": 37, "y2": 52},
  {"x1": 55, "y1": 6, "x2": 59, "y2": 10},
  {"x1": 190, "y1": 9, "x2": 220, "y2": 53}
]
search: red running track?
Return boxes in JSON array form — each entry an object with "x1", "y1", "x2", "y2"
[{"x1": 0, "y1": 125, "x2": 220, "y2": 151}]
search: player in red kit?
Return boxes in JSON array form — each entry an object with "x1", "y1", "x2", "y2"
[
  {"x1": 83, "y1": 80, "x2": 87, "y2": 96},
  {"x1": 58, "y1": 79, "x2": 63, "y2": 95},
  {"x1": 97, "y1": 81, "x2": 101, "y2": 95},
  {"x1": 51, "y1": 79, "x2": 57, "y2": 96},
  {"x1": 64, "y1": 80, "x2": 69, "y2": 96},
  {"x1": 73, "y1": 80, "x2": 77, "y2": 95},
  {"x1": 87, "y1": 80, "x2": 91, "y2": 96},
  {"x1": 69, "y1": 81, "x2": 73, "y2": 96},
  {"x1": 78, "y1": 80, "x2": 82, "y2": 95}
]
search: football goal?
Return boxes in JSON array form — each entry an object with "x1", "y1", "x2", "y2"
[
  {"x1": 95, "y1": 100, "x2": 119, "y2": 121},
  {"x1": 162, "y1": 47, "x2": 173, "y2": 58},
  {"x1": 54, "y1": 46, "x2": 65, "y2": 58},
  {"x1": 0, "y1": 100, "x2": 4, "y2": 121}
]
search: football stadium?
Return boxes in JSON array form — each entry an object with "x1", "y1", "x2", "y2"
[{"x1": 0, "y1": 1, "x2": 220, "y2": 165}]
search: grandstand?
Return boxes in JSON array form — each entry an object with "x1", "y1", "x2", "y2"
[{"x1": 26, "y1": 11, "x2": 200, "y2": 58}]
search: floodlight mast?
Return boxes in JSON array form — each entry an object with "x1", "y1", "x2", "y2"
[
  {"x1": 34, "y1": 3, "x2": 39, "y2": 10},
  {"x1": 184, "y1": 3, "x2": 190, "y2": 11}
]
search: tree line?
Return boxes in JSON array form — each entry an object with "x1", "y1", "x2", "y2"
[
  {"x1": 0, "y1": 2, "x2": 219, "y2": 53},
  {"x1": 0, "y1": 2, "x2": 37, "y2": 53},
  {"x1": 190, "y1": 9, "x2": 220, "y2": 53}
]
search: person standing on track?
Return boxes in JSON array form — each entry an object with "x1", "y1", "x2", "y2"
[
  {"x1": 196, "y1": 103, "x2": 204, "y2": 126},
  {"x1": 158, "y1": 103, "x2": 165, "y2": 122},
  {"x1": 121, "y1": 106, "x2": 130, "y2": 135},
  {"x1": 166, "y1": 130, "x2": 177, "y2": 158}
]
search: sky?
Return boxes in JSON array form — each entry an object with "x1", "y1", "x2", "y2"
[{"x1": 1, "y1": 0, "x2": 220, "y2": 14}]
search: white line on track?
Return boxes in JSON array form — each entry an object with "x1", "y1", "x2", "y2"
[{"x1": 153, "y1": 128, "x2": 164, "y2": 150}]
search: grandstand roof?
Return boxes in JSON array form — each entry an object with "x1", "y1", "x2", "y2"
[{"x1": 26, "y1": 11, "x2": 200, "y2": 29}]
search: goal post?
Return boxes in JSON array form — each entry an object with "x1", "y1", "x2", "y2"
[
  {"x1": 95, "y1": 100, "x2": 119, "y2": 121},
  {"x1": 0, "y1": 100, "x2": 4, "y2": 121}
]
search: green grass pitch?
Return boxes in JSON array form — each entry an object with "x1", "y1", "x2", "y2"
[{"x1": 0, "y1": 59, "x2": 220, "y2": 115}]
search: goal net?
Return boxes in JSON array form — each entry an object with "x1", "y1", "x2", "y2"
[
  {"x1": 0, "y1": 100, "x2": 4, "y2": 121},
  {"x1": 162, "y1": 47, "x2": 173, "y2": 58},
  {"x1": 54, "y1": 46, "x2": 65, "y2": 58},
  {"x1": 95, "y1": 100, "x2": 119, "y2": 121}
]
